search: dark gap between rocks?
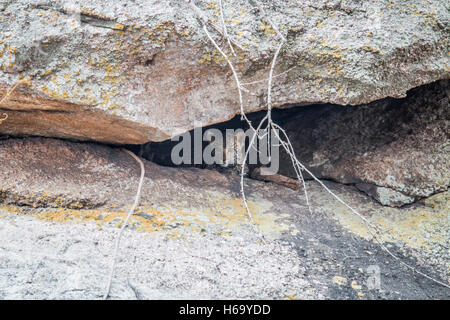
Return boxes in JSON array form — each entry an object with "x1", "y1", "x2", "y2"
[
  {"x1": 0, "y1": 81, "x2": 447, "y2": 208},
  {"x1": 124, "y1": 79, "x2": 449, "y2": 208}
]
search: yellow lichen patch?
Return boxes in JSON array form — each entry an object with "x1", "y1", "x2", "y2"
[
  {"x1": 316, "y1": 21, "x2": 327, "y2": 28},
  {"x1": 40, "y1": 69, "x2": 53, "y2": 77},
  {"x1": 199, "y1": 49, "x2": 226, "y2": 65},
  {"x1": 332, "y1": 276, "x2": 347, "y2": 286},
  {"x1": 259, "y1": 23, "x2": 276, "y2": 36},
  {"x1": 422, "y1": 10, "x2": 438, "y2": 27},
  {"x1": 179, "y1": 28, "x2": 191, "y2": 37},
  {"x1": 2, "y1": 206, "x2": 169, "y2": 232},
  {"x1": 332, "y1": 191, "x2": 450, "y2": 251},
  {"x1": 203, "y1": 191, "x2": 291, "y2": 236},
  {"x1": 361, "y1": 45, "x2": 381, "y2": 54},
  {"x1": 80, "y1": 8, "x2": 111, "y2": 21},
  {"x1": 308, "y1": 45, "x2": 347, "y2": 79},
  {"x1": 205, "y1": 0, "x2": 220, "y2": 17},
  {"x1": 0, "y1": 205, "x2": 22, "y2": 215},
  {"x1": 112, "y1": 23, "x2": 125, "y2": 31},
  {"x1": 0, "y1": 192, "x2": 292, "y2": 238},
  {"x1": 351, "y1": 280, "x2": 362, "y2": 290}
]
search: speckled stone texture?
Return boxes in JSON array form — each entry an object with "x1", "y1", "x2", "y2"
[
  {"x1": 278, "y1": 80, "x2": 449, "y2": 207},
  {"x1": 0, "y1": 137, "x2": 448, "y2": 299},
  {"x1": 0, "y1": 0, "x2": 449, "y2": 143}
]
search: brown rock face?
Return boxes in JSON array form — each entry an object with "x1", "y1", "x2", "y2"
[
  {"x1": 278, "y1": 80, "x2": 450, "y2": 207},
  {"x1": 0, "y1": 87, "x2": 168, "y2": 144},
  {"x1": 0, "y1": 0, "x2": 449, "y2": 144}
]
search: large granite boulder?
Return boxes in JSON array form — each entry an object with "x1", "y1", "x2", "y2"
[{"x1": 0, "y1": 0, "x2": 448, "y2": 143}]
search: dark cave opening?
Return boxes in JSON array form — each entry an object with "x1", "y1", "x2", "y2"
[
  {"x1": 127, "y1": 79, "x2": 448, "y2": 172},
  {"x1": 122, "y1": 79, "x2": 449, "y2": 207}
]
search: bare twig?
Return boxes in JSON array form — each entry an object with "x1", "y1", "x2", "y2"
[
  {"x1": 250, "y1": 167, "x2": 299, "y2": 190},
  {"x1": 103, "y1": 149, "x2": 146, "y2": 299},
  {"x1": 240, "y1": 114, "x2": 268, "y2": 233},
  {"x1": 271, "y1": 122, "x2": 450, "y2": 289},
  {"x1": 0, "y1": 76, "x2": 32, "y2": 125},
  {"x1": 185, "y1": 0, "x2": 244, "y2": 51},
  {"x1": 0, "y1": 113, "x2": 7, "y2": 125}
]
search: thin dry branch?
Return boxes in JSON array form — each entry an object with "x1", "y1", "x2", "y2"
[
  {"x1": 250, "y1": 167, "x2": 299, "y2": 190},
  {"x1": 266, "y1": 43, "x2": 284, "y2": 118},
  {"x1": 240, "y1": 114, "x2": 268, "y2": 233},
  {"x1": 0, "y1": 113, "x2": 7, "y2": 124},
  {"x1": 103, "y1": 149, "x2": 146, "y2": 299},
  {"x1": 202, "y1": 24, "x2": 255, "y2": 130},
  {"x1": 185, "y1": 0, "x2": 244, "y2": 51},
  {"x1": 0, "y1": 76, "x2": 31, "y2": 105},
  {"x1": 0, "y1": 76, "x2": 32, "y2": 124},
  {"x1": 190, "y1": 0, "x2": 450, "y2": 290},
  {"x1": 271, "y1": 121, "x2": 450, "y2": 289}
]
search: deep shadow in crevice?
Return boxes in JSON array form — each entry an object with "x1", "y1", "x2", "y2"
[{"x1": 125, "y1": 80, "x2": 448, "y2": 189}]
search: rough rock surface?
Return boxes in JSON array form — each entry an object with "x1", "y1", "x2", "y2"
[
  {"x1": 0, "y1": 0, "x2": 449, "y2": 143},
  {"x1": 278, "y1": 80, "x2": 450, "y2": 207},
  {"x1": 0, "y1": 137, "x2": 448, "y2": 299}
]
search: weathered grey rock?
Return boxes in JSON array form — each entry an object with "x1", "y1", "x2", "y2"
[
  {"x1": 278, "y1": 80, "x2": 450, "y2": 207},
  {"x1": 355, "y1": 183, "x2": 417, "y2": 207},
  {"x1": 0, "y1": 137, "x2": 449, "y2": 299},
  {"x1": 0, "y1": 0, "x2": 448, "y2": 143}
]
